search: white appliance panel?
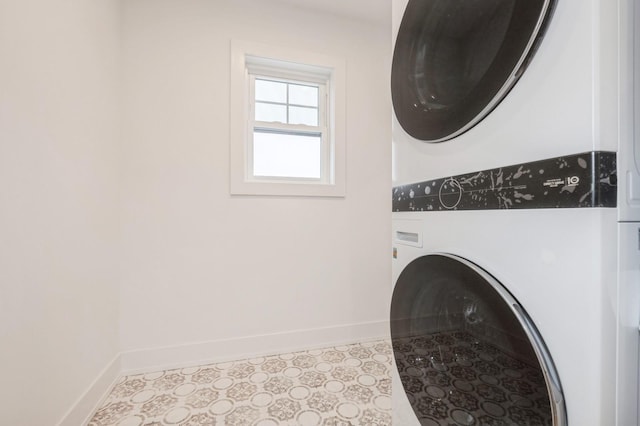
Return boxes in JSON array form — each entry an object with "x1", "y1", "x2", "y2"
[
  {"x1": 619, "y1": 0, "x2": 640, "y2": 222},
  {"x1": 616, "y1": 222, "x2": 640, "y2": 425}
]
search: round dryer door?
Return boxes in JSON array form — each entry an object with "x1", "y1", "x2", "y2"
[
  {"x1": 391, "y1": 0, "x2": 557, "y2": 142},
  {"x1": 390, "y1": 254, "x2": 566, "y2": 425}
]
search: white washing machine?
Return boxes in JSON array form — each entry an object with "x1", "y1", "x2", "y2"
[{"x1": 390, "y1": 0, "x2": 640, "y2": 425}]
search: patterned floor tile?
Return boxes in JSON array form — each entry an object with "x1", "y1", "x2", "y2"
[{"x1": 89, "y1": 341, "x2": 392, "y2": 426}]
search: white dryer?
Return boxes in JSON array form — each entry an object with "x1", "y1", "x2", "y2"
[{"x1": 390, "y1": 0, "x2": 640, "y2": 425}]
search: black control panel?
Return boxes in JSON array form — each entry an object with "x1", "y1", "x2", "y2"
[{"x1": 392, "y1": 152, "x2": 617, "y2": 211}]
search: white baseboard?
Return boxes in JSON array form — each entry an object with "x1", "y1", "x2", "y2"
[
  {"x1": 57, "y1": 320, "x2": 389, "y2": 425},
  {"x1": 56, "y1": 354, "x2": 122, "y2": 426},
  {"x1": 120, "y1": 320, "x2": 389, "y2": 375}
]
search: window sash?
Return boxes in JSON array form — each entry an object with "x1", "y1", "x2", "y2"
[
  {"x1": 249, "y1": 74, "x2": 327, "y2": 128},
  {"x1": 247, "y1": 72, "x2": 330, "y2": 183},
  {"x1": 248, "y1": 126, "x2": 329, "y2": 182},
  {"x1": 251, "y1": 128, "x2": 323, "y2": 181}
]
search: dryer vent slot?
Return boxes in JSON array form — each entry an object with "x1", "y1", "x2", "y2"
[
  {"x1": 396, "y1": 231, "x2": 420, "y2": 243},
  {"x1": 393, "y1": 220, "x2": 423, "y2": 247}
]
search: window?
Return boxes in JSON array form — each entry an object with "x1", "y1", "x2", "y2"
[
  {"x1": 230, "y1": 40, "x2": 346, "y2": 197},
  {"x1": 251, "y1": 77, "x2": 325, "y2": 180}
]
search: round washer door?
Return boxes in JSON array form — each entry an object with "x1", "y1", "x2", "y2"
[
  {"x1": 390, "y1": 254, "x2": 566, "y2": 425},
  {"x1": 391, "y1": 0, "x2": 556, "y2": 142}
]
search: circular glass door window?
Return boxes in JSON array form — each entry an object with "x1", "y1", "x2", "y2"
[
  {"x1": 391, "y1": 0, "x2": 557, "y2": 142},
  {"x1": 390, "y1": 254, "x2": 566, "y2": 425}
]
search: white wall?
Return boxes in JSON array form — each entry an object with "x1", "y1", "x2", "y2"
[
  {"x1": 0, "y1": 0, "x2": 391, "y2": 421},
  {"x1": 0, "y1": 0, "x2": 121, "y2": 424},
  {"x1": 120, "y1": 0, "x2": 392, "y2": 359}
]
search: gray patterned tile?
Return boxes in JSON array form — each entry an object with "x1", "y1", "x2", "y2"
[{"x1": 88, "y1": 340, "x2": 392, "y2": 426}]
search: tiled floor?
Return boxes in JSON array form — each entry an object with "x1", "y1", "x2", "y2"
[{"x1": 89, "y1": 341, "x2": 392, "y2": 426}]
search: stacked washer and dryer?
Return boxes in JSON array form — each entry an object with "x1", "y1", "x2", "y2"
[{"x1": 390, "y1": 1, "x2": 640, "y2": 425}]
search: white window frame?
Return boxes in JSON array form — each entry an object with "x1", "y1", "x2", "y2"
[{"x1": 230, "y1": 40, "x2": 346, "y2": 197}]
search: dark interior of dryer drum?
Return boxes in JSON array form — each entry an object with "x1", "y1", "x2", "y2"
[{"x1": 391, "y1": 0, "x2": 557, "y2": 142}]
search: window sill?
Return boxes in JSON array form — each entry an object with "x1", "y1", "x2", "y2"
[{"x1": 230, "y1": 179, "x2": 345, "y2": 197}]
